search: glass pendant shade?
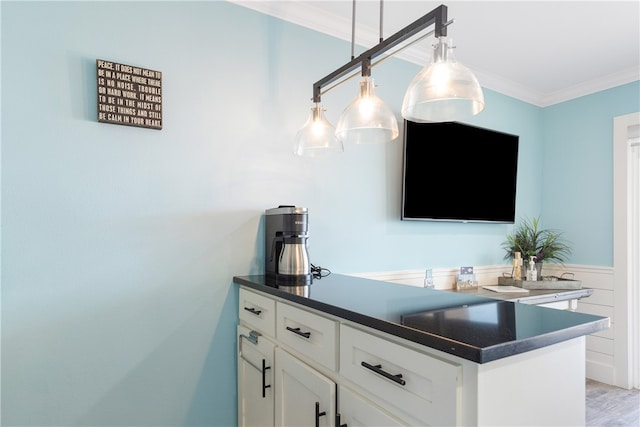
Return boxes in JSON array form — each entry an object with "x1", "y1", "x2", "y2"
[
  {"x1": 335, "y1": 77, "x2": 399, "y2": 144},
  {"x1": 402, "y1": 38, "x2": 484, "y2": 123},
  {"x1": 293, "y1": 103, "x2": 344, "y2": 157}
]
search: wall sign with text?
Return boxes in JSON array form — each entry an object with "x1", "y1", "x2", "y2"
[{"x1": 96, "y1": 59, "x2": 162, "y2": 130}]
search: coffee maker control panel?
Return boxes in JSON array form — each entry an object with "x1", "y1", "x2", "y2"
[{"x1": 266, "y1": 206, "x2": 308, "y2": 234}]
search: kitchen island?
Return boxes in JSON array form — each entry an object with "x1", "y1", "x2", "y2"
[{"x1": 234, "y1": 273, "x2": 609, "y2": 426}]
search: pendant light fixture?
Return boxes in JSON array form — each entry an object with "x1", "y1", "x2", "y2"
[
  {"x1": 293, "y1": 102, "x2": 344, "y2": 157},
  {"x1": 294, "y1": 3, "x2": 483, "y2": 157},
  {"x1": 335, "y1": 65, "x2": 399, "y2": 144},
  {"x1": 335, "y1": 2, "x2": 398, "y2": 145},
  {"x1": 402, "y1": 37, "x2": 484, "y2": 123}
]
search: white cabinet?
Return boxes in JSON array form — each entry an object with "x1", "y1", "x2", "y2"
[
  {"x1": 238, "y1": 325, "x2": 275, "y2": 427},
  {"x1": 274, "y1": 301, "x2": 338, "y2": 426},
  {"x1": 238, "y1": 282, "x2": 594, "y2": 426},
  {"x1": 340, "y1": 324, "x2": 461, "y2": 426},
  {"x1": 238, "y1": 289, "x2": 338, "y2": 427},
  {"x1": 274, "y1": 347, "x2": 336, "y2": 427},
  {"x1": 237, "y1": 287, "x2": 462, "y2": 426},
  {"x1": 338, "y1": 385, "x2": 409, "y2": 427}
]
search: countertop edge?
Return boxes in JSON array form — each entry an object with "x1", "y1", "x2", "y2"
[{"x1": 233, "y1": 275, "x2": 609, "y2": 364}]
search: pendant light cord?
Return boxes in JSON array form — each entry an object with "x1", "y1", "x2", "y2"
[
  {"x1": 379, "y1": 0, "x2": 384, "y2": 43},
  {"x1": 351, "y1": 0, "x2": 356, "y2": 60}
]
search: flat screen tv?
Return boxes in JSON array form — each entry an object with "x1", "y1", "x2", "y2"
[{"x1": 401, "y1": 121, "x2": 519, "y2": 223}]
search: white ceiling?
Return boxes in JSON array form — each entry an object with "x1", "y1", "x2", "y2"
[{"x1": 230, "y1": 0, "x2": 640, "y2": 106}]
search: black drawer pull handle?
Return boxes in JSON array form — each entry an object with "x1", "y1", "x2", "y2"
[
  {"x1": 286, "y1": 326, "x2": 311, "y2": 339},
  {"x1": 262, "y1": 358, "x2": 271, "y2": 398},
  {"x1": 361, "y1": 361, "x2": 406, "y2": 386},
  {"x1": 315, "y1": 402, "x2": 326, "y2": 427},
  {"x1": 244, "y1": 307, "x2": 262, "y2": 316}
]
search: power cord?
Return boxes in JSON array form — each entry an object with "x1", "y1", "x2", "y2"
[{"x1": 310, "y1": 263, "x2": 331, "y2": 280}]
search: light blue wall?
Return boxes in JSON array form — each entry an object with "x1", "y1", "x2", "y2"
[
  {"x1": 541, "y1": 82, "x2": 640, "y2": 266},
  {"x1": 1, "y1": 1, "x2": 636, "y2": 425}
]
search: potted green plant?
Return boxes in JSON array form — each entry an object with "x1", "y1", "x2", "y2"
[{"x1": 502, "y1": 216, "x2": 572, "y2": 278}]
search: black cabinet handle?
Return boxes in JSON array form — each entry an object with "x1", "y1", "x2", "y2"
[
  {"x1": 286, "y1": 326, "x2": 311, "y2": 339},
  {"x1": 315, "y1": 401, "x2": 326, "y2": 427},
  {"x1": 361, "y1": 361, "x2": 406, "y2": 386},
  {"x1": 261, "y1": 358, "x2": 271, "y2": 398},
  {"x1": 243, "y1": 307, "x2": 262, "y2": 316}
]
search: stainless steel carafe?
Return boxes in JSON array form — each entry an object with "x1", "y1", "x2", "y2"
[{"x1": 278, "y1": 236, "x2": 310, "y2": 275}]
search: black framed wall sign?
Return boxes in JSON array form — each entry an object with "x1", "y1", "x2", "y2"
[{"x1": 96, "y1": 59, "x2": 162, "y2": 130}]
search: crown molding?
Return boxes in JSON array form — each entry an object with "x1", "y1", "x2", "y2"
[
  {"x1": 229, "y1": 1, "x2": 639, "y2": 108},
  {"x1": 230, "y1": 1, "x2": 354, "y2": 42},
  {"x1": 537, "y1": 66, "x2": 640, "y2": 107}
]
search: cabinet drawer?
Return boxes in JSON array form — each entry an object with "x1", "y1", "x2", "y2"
[
  {"x1": 239, "y1": 288, "x2": 276, "y2": 337},
  {"x1": 340, "y1": 324, "x2": 461, "y2": 426},
  {"x1": 276, "y1": 302, "x2": 337, "y2": 371}
]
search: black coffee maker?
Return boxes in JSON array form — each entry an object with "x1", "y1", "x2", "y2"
[{"x1": 265, "y1": 205, "x2": 311, "y2": 286}]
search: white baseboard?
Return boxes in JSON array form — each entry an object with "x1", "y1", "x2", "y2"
[{"x1": 586, "y1": 353, "x2": 615, "y2": 384}]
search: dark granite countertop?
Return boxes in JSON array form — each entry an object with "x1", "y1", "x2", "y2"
[{"x1": 233, "y1": 274, "x2": 609, "y2": 364}]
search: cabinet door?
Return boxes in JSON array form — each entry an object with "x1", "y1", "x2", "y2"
[
  {"x1": 338, "y1": 385, "x2": 410, "y2": 427},
  {"x1": 238, "y1": 325, "x2": 275, "y2": 427},
  {"x1": 275, "y1": 348, "x2": 336, "y2": 427}
]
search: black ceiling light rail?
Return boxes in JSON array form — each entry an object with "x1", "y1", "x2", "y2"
[{"x1": 311, "y1": 4, "x2": 448, "y2": 103}]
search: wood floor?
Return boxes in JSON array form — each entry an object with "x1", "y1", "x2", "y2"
[{"x1": 586, "y1": 379, "x2": 640, "y2": 426}]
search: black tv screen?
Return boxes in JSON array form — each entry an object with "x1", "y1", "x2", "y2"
[{"x1": 401, "y1": 121, "x2": 519, "y2": 223}]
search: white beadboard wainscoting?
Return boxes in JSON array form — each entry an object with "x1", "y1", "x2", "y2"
[{"x1": 347, "y1": 264, "x2": 616, "y2": 384}]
